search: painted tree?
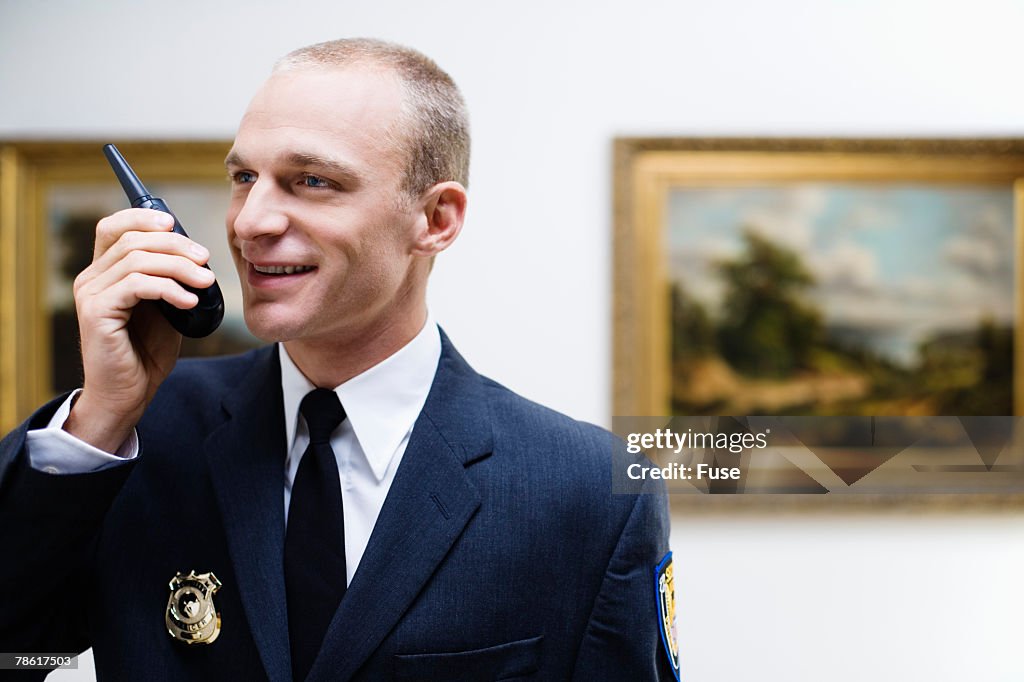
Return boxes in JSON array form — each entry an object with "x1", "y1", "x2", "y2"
[{"x1": 716, "y1": 229, "x2": 822, "y2": 377}]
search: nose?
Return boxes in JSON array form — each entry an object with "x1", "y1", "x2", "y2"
[{"x1": 229, "y1": 178, "x2": 290, "y2": 243}]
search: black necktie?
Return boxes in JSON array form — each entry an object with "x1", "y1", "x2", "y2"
[{"x1": 285, "y1": 388, "x2": 347, "y2": 682}]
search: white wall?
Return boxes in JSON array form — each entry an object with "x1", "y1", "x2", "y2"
[{"x1": 3, "y1": 1, "x2": 1023, "y2": 680}]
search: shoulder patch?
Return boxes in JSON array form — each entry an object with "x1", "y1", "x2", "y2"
[{"x1": 655, "y1": 552, "x2": 680, "y2": 680}]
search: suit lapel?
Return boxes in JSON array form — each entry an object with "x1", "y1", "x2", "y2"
[
  {"x1": 308, "y1": 332, "x2": 493, "y2": 682},
  {"x1": 204, "y1": 346, "x2": 292, "y2": 682}
]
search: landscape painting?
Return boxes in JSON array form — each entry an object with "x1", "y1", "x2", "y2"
[{"x1": 667, "y1": 183, "x2": 1014, "y2": 416}]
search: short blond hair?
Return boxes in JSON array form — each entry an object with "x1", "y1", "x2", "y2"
[{"x1": 275, "y1": 38, "x2": 470, "y2": 197}]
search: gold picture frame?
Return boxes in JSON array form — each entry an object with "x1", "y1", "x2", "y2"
[
  {"x1": 0, "y1": 141, "x2": 258, "y2": 433},
  {"x1": 612, "y1": 139, "x2": 1024, "y2": 508},
  {"x1": 613, "y1": 138, "x2": 1024, "y2": 418}
]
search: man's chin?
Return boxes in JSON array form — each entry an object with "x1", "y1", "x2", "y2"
[{"x1": 242, "y1": 309, "x2": 306, "y2": 344}]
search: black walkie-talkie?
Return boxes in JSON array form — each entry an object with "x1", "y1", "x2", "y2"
[{"x1": 103, "y1": 144, "x2": 225, "y2": 338}]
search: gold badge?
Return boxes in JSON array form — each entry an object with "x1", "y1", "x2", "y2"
[{"x1": 165, "y1": 570, "x2": 223, "y2": 645}]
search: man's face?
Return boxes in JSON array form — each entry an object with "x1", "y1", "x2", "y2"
[{"x1": 225, "y1": 66, "x2": 422, "y2": 344}]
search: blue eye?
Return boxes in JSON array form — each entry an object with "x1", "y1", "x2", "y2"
[
  {"x1": 303, "y1": 175, "x2": 330, "y2": 188},
  {"x1": 232, "y1": 171, "x2": 256, "y2": 184}
]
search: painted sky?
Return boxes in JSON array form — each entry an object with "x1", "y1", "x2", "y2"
[{"x1": 668, "y1": 184, "x2": 1015, "y2": 366}]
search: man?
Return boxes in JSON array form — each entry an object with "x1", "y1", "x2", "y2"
[{"x1": 0, "y1": 39, "x2": 675, "y2": 681}]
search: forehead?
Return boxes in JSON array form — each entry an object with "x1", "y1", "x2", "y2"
[{"x1": 232, "y1": 65, "x2": 406, "y2": 172}]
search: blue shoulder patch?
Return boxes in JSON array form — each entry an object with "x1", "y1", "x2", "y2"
[{"x1": 655, "y1": 551, "x2": 680, "y2": 681}]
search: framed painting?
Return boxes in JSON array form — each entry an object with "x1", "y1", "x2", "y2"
[
  {"x1": 612, "y1": 139, "x2": 1024, "y2": 506},
  {"x1": 0, "y1": 141, "x2": 262, "y2": 433}
]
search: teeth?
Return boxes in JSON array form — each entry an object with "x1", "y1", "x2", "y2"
[{"x1": 253, "y1": 264, "x2": 315, "y2": 275}]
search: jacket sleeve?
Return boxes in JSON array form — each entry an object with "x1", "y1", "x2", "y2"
[
  {"x1": 0, "y1": 395, "x2": 137, "y2": 664},
  {"x1": 571, "y1": 475, "x2": 678, "y2": 681}
]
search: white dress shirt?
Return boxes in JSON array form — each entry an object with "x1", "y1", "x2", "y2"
[
  {"x1": 24, "y1": 316, "x2": 442, "y2": 586},
  {"x1": 279, "y1": 318, "x2": 440, "y2": 584}
]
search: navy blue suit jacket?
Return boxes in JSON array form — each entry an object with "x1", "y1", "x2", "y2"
[{"x1": 0, "y1": 331, "x2": 674, "y2": 680}]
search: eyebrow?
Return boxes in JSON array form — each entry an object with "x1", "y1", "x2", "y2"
[
  {"x1": 224, "y1": 150, "x2": 363, "y2": 186},
  {"x1": 224, "y1": 150, "x2": 245, "y2": 170}
]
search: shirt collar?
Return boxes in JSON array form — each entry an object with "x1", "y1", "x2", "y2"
[{"x1": 278, "y1": 314, "x2": 441, "y2": 482}]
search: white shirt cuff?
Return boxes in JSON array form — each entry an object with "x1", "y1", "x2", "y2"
[{"x1": 24, "y1": 389, "x2": 140, "y2": 474}]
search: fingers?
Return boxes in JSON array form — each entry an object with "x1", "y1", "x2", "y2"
[
  {"x1": 75, "y1": 209, "x2": 217, "y2": 323},
  {"x1": 92, "y1": 215, "x2": 210, "y2": 272},
  {"x1": 94, "y1": 208, "x2": 177, "y2": 260},
  {"x1": 76, "y1": 262, "x2": 215, "y2": 324},
  {"x1": 77, "y1": 215, "x2": 213, "y2": 296},
  {"x1": 82, "y1": 248, "x2": 215, "y2": 299},
  {"x1": 99, "y1": 271, "x2": 201, "y2": 313}
]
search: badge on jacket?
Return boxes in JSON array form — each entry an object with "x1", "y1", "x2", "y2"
[
  {"x1": 166, "y1": 570, "x2": 223, "y2": 645},
  {"x1": 655, "y1": 552, "x2": 680, "y2": 680}
]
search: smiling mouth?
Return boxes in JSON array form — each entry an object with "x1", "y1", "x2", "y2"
[{"x1": 252, "y1": 264, "x2": 316, "y2": 275}]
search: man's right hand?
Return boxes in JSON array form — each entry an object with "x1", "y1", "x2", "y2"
[{"x1": 62, "y1": 208, "x2": 215, "y2": 454}]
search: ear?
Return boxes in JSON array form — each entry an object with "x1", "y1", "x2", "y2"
[{"x1": 412, "y1": 181, "x2": 467, "y2": 257}]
